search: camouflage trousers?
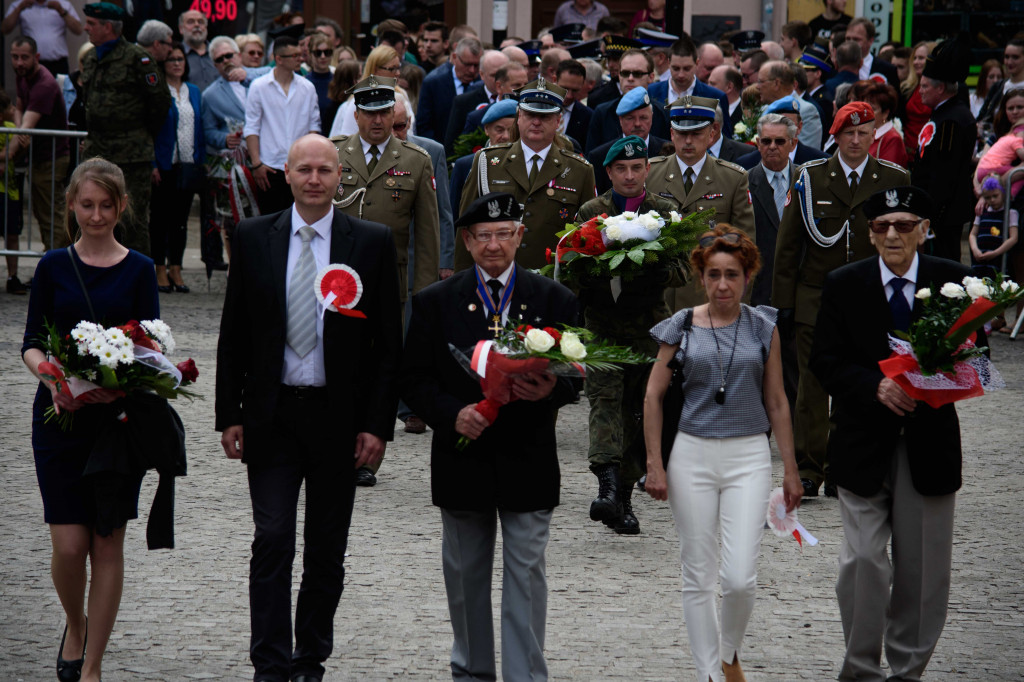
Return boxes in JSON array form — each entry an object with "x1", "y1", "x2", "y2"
[
  {"x1": 115, "y1": 162, "x2": 153, "y2": 256},
  {"x1": 586, "y1": 335, "x2": 657, "y2": 486}
]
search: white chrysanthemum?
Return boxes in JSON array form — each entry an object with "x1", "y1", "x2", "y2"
[
  {"x1": 939, "y1": 282, "x2": 966, "y2": 299},
  {"x1": 141, "y1": 319, "x2": 175, "y2": 353},
  {"x1": 1000, "y1": 279, "x2": 1020, "y2": 294},
  {"x1": 524, "y1": 328, "x2": 556, "y2": 353},
  {"x1": 96, "y1": 345, "x2": 120, "y2": 368},
  {"x1": 560, "y1": 332, "x2": 587, "y2": 361},
  {"x1": 914, "y1": 287, "x2": 931, "y2": 300},
  {"x1": 118, "y1": 347, "x2": 134, "y2": 364},
  {"x1": 669, "y1": 210, "x2": 682, "y2": 223},
  {"x1": 88, "y1": 338, "x2": 106, "y2": 357},
  {"x1": 962, "y1": 276, "x2": 992, "y2": 301},
  {"x1": 77, "y1": 342, "x2": 90, "y2": 357},
  {"x1": 105, "y1": 328, "x2": 128, "y2": 346},
  {"x1": 82, "y1": 370, "x2": 97, "y2": 381}
]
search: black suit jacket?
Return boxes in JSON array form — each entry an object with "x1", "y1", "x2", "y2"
[
  {"x1": 565, "y1": 102, "x2": 593, "y2": 149},
  {"x1": 804, "y1": 87, "x2": 834, "y2": 147},
  {"x1": 716, "y1": 135, "x2": 752, "y2": 163},
  {"x1": 810, "y1": 255, "x2": 984, "y2": 497},
  {"x1": 866, "y1": 56, "x2": 900, "y2": 90},
  {"x1": 735, "y1": 142, "x2": 830, "y2": 170},
  {"x1": 443, "y1": 84, "x2": 491, "y2": 156},
  {"x1": 215, "y1": 208, "x2": 403, "y2": 463},
  {"x1": 400, "y1": 265, "x2": 579, "y2": 511},
  {"x1": 586, "y1": 78, "x2": 620, "y2": 110},
  {"x1": 911, "y1": 97, "x2": 977, "y2": 227},
  {"x1": 747, "y1": 161, "x2": 794, "y2": 306},
  {"x1": 586, "y1": 134, "x2": 669, "y2": 194}
]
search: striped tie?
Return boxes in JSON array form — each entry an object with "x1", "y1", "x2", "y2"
[
  {"x1": 286, "y1": 226, "x2": 317, "y2": 358},
  {"x1": 771, "y1": 172, "x2": 787, "y2": 220}
]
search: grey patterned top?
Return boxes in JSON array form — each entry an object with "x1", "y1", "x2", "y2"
[{"x1": 650, "y1": 304, "x2": 777, "y2": 438}]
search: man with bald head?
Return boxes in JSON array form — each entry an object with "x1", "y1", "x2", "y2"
[
  {"x1": 444, "y1": 49, "x2": 510, "y2": 154},
  {"x1": 502, "y1": 44, "x2": 529, "y2": 68},
  {"x1": 695, "y1": 42, "x2": 724, "y2": 83},
  {"x1": 217, "y1": 133, "x2": 402, "y2": 682}
]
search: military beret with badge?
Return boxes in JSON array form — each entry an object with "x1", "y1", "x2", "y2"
[
  {"x1": 615, "y1": 86, "x2": 652, "y2": 116},
  {"x1": 829, "y1": 101, "x2": 875, "y2": 135},
  {"x1": 83, "y1": 2, "x2": 125, "y2": 20},
  {"x1": 763, "y1": 95, "x2": 802, "y2": 118},
  {"x1": 455, "y1": 192, "x2": 524, "y2": 228},
  {"x1": 863, "y1": 186, "x2": 933, "y2": 221},
  {"x1": 482, "y1": 98, "x2": 519, "y2": 125},
  {"x1": 603, "y1": 135, "x2": 648, "y2": 167}
]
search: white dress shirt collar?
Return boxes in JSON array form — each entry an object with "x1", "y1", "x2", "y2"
[
  {"x1": 669, "y1": 77, "x2": 696, "y2": 104},
  {"x1": 879, "y1": 254, "x2": 919, "y2": 307},
  {"x1": 475, "y1": 263, "x2": 515, "y2": 320},
  {"x1": 859, "y1": 52, "x2": 874, "y2": 80},
  {"x1": 762, "y1": 163, "x2": 790, "y2": 187},
  {"x1": 451, "y1": 64, "x2": 466, "y2": 96},
  {"x1": 837, "y1": 153, "x2": 869, "y2": 184},
  {"x1": 360, "y1": 135, "x2": 392, "y2": 161},
  {"x1": 523, "y1": 143, "x2": 552, "y2": 174},
  {"x1": 708, "y1": 135, "x2": 723, "y2": 158},
  {"x1": 675, "y1": 152, "x2": 707, "y2": 182}
]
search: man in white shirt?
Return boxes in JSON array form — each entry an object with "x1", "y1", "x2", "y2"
[
  {"x1": 2, "y1": 0, "x2": 81, "y2": 75},
  {"x1": 245, "y1": 36, "x2": 321, "y2": 214}
]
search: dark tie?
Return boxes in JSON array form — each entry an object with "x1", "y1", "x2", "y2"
[
  {"x1": 889, "y1": 277, "x2": 911, "y2": 332},
  {"x1": 367, "y1": 145, "x2": 380, "y2": 175},
  {"x1": 848, "y1": 170, "x2": 859, "y2": 196},
  {"x1": 683, "y1": 167, "x2": 694, "y2": 195},
  {"x1": 529, "y1": 154, "x2": 541, "y2": 187},
  {"x1": 487, "y1": 279, "x2": 502, "y2": 311}
]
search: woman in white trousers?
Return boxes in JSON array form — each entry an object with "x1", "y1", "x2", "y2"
[{"x1": 644, "y1": 225, "x2": 802, "y2": 682}]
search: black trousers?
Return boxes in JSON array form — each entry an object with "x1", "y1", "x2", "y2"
[
  {"x1": 256, "y1": 167, "x2": 294, "y2": 215},
  {"x1": 149, "y1": 165, "x2": 195, "y2": 266},
  {"x1": 246, "y1": 391, "x2": 357, "y2": 682}
]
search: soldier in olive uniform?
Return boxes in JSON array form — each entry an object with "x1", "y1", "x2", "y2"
[
  {"x1": 331, "y1": 76, "x2": 440, "y2": 486},
  {"x1": 576, "y1": 136, "x2": 679, "y2": 535},
  {"x1": 773, "y1": 102, "x2": 909, "y2": 497},
  {"x1": 80, "y1": 2, "x2": 172, "y2": 256},
  {"x1": 646, "y1": 95, "x2": 754, "y2": 311},
  {"x1": 455, "y1": 78, "x2": 597, "y2": 272}
]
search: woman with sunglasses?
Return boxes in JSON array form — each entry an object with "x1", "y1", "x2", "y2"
[
  {"x1": 306, "y1": 33, "x2": 336, "y2": 135},
  {"x1": 329, "y1": 45, "x2": 405, "y2": 137},
  {"x1": 234, "y1": 33, "x2": 265, "y2": 67},
  {"x1": 644, "y1": 225, "x2": 801, "y2": 682}
]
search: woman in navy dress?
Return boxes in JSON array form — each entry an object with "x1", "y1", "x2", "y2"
[{"x1": 22, "y1": 158, "x2": 159, "y2": 682}]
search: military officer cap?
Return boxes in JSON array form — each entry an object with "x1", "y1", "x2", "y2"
[
  {"x1": 616, "y1": 86, "x2": 652, "y2": 116},
  {"x1": 602, "y1": 34, "x2": 644, "y2": 59},
  {"x1": 863, "y1": 186, "x2": 933, "y2": 221},
  {"x1": 455, "y1": 192, "x2": 524, "y2": 228},
  {"x1": 517, "y1": 77, "x2": 566, "y2": 114},
  {"x1": 635, "y1": 28, "x2": 679, "y2": 49},
  {"x1": 83, "y1": 2, "x2": 126, "y2": 20},
  {"x1": 550, "y1": 23, "x2": 586, "y2": 45},
  {"x1": 567, "y1": 39, "x2": 604, "y2": 60},
  {"x1": 829, "y1": 101, "x2": 875, "y2": 135},
  {"x1": 346, "y1": 76, "x2": 396, "y2": 111},
  {"x1": 922, "y1": 34, "x2": 971, "y2": 84},
  {"x1": 799, "y1": 37, "x2": 834, "y2": 74},
  {"x1": 729, "y1": 30, "x2": 765, "y2": 53},
  {"x1": 482, "y1": 98, "x2": 519, "y2": 125},
  {"x1": 763, "y1": 95, "x2": 802, "y2": 117},
  {"x1": 667, "y1": 95, "x2": 717, "y2": 131},
  {"x1": 603, "y1": 135, "x2": 648, "y2": 167},
  {"x1": 518, "y1": 40, "x2": 543, "y2": 64}
]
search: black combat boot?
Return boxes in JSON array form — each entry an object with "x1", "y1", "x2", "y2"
[
  {"x1": 609, "y1": 484, "x2": 640, "y2": 535},
  {"x1": 589, "y1": 464, "x2": 622, "y2": 521}
]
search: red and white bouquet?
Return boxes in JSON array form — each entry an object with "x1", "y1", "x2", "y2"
[
  {"x1": 541, "y1": 208, "x2": 710, "y2": 287},
  {"x1": 38, "y1": 318, "x2": 200, "y2": 430},
  {"x1": 451, "y1": 321, "x2": 652, "y2": 450},
  {"x1": 879, "y1": 274, "x2": 1023, "y2": 407}
]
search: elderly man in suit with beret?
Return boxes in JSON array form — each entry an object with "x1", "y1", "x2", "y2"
[
  {"x1": 402, "y1": 192, "x2": 579, "y2": 682},
  {"x1": 811, "y1": 186, "x2": 983, "y2": 682}
]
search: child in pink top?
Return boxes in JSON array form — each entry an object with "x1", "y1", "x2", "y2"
[{"x1": 976, "y1": 123, "x2": 1024, "y2": 198}]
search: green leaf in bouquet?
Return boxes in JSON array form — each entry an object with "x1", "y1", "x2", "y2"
[
  {"x1": 609, "y1": 253, "x2": 626, "y2": 269},
  {"x1": 627, "y1": 249, "x2": 645, "y2": 265},
  {"x1": 639, "y1": 240, "x2": 663, "y2": 251},
  {"x1": 561, "y1": 250, "x2": 581, "y2": 263}
]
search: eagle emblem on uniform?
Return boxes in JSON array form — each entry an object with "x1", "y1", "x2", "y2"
[
  {"x1": 368, "y1": 75, "x2": 378, "y2": 87},
  {"x1": 624, "y1": 143, "x2": 635, "y2": 157},
  {"x1": 851, "y1": 112, "x2": 860, "y2": 125},
  {"x1": 537, "y1": 76, "x2": 546, "y2": 90},
  {"x1": 487, "y1": 200, "x2": 500, "y2": 218},
  {"x1": 885, "y1": 189, "x2": 899, "y2": 208}
]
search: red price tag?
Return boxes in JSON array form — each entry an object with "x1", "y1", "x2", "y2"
[{"x1": 190, "y1": 0, "x2": 237, "y2": 22}]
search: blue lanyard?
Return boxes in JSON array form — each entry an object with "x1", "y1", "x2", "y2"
[{"x1": 474, "y1": 266, "x2": 516, "y2": 320}]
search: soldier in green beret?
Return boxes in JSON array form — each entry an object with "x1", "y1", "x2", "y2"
[
  {"x1": 80, "y1": 2, "x2": 172, "y2": 256},
  {"x1": 455, "y1": 77, "x2": 597, "y2": 271},
  {"x1": 576, "y1": 135, "x2": 680, "y2": 534}
]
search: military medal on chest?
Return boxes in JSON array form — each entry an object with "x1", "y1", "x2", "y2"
[{"x1": 474, "y1": 266, "x2": 517, "y2": 338}]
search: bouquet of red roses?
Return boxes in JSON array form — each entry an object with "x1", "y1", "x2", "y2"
[
  {"x1": 878, "y1": 274, "x2": 1023, "y2": 407},
  {"x1": 38, "y1": 318, "x2": 200, "y2": 430},
  {"x1": 450, "y1": 321, "x2": 652, "y2": 450}
]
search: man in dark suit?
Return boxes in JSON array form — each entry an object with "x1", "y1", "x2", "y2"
[
  {"x1": 811, "y1": 186, "x2": 981, "y2": 681},
  {"x1": 556, "y1": 59, "x2": 593, "y2": 149},
  {"x1": 442, "y1": 49, "x2": 509, "y2": 155},
  {"x1": 825, "y1": 40, "x2": 862, "y2": 98},
  {"x1": 709, "y1": 104, "x2": 751, "y2": 162},
  {"x1": 586, "y1": 48, "x2": 671, "y2": 153},
  {"x1": 585, "y1": 34, "x2": 644, "y2": 110},
  {"x1": 647, "y1": 35, "x2": 734, "y2": 139},
  {"x1": 416, "y1": 36, "x2": 482, "y2": 143},
  {"x1": 735, "y1": 96, "x2": 830, "y2": 169},
  {"x1": 216, "y1": 134, "x2": 403, "y2": 682},
  {"x1": 913, "y1": 37, "x2": 976, "y2": 263},
  {"x1": 846, "y1": 18, "x2": 899, "y2": 89},
  {"x1": 401, "y1": 192, "x2": 579, "y2": 682},
  {"x1": 586, "y1": 87, "x2": 669, "y2": 194}
]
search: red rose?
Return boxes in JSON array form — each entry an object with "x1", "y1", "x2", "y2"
[
  {"x1": 543, "y1": 327, "x2": 562, "y2": 343},
  {"x1": 545, "y1": 247, "x2": 553, "y2": 264},
  {"x1": 176, "y1": 358, "x2": 199, "y2": 383}
]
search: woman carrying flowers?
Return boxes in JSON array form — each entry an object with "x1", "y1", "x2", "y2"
[{"x1": 21, "y1": 159, "x2": 159, "y2": 682}]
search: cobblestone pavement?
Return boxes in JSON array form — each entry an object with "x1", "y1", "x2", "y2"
[{"x1": 1, "y1": 239, "x2": 1023, "y2": 681}]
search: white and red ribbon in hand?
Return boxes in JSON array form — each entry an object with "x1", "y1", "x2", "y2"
[{"x1": 766, "y1": 487, "x2": 818, "y2": 547}]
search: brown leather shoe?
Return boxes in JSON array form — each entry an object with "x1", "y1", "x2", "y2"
[
  {"x1": 722, "y1": 655, "x2": 747, "y2": 682},
  {"x1": 404, "y1": 415, "x2": 427, "y2": 434}
]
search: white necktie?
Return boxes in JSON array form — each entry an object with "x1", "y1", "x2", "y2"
[{"x1": 286, "y1": 226, "x2": 317, "y2": 358}]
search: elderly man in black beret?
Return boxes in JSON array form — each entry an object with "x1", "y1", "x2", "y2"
[
  {"x1": 401, "y1": 192, "x2": 579, "y2": 682},
  {"x1": 810, "y1": 186, "x2": 984, "y2": 682}
]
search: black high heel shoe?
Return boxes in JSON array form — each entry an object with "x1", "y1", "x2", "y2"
[
  {"x1": 172, "y1": 283, "x2": 190, "y2": 293},
  {"x1": 157, "y1": 284, "x2": 173, "y2": 294},
  {"x1": 56, "y1": 619, "x2": 87, "y2": 682}
]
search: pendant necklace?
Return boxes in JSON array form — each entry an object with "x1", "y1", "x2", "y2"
[{"x1": 708, "y1": 307, "x2": 740, "y2": 405}]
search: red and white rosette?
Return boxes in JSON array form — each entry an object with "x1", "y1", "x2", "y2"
[
  {"x1": 315, "y1": 264, "x2": 368, "y2": 319},
  {"x1": 766, "y1": 487, "x2": 818, "y2": 547}
]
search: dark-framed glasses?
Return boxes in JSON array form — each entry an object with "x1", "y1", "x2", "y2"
[
  {"x1": 698, "y1": 232, "x2": 742, "y2": 248},
  {"x1": 213, "y1": 53, "x2": 236, "y2": 64},
  {"x1": 619, "y1": 70, "x2": 651, "y2": 79},
  {"x1": 470, "y1": 229, "x2": 516, "y2": 242},
  {"x1": 312, "y1": 49, "x2": 334, "y2": 58},
  {"x1": 759, "y1": 137, "x2": 789, "y2": 147},
  {"x1": 869, "y1": 219, "x2": 921, "y2": 234}
]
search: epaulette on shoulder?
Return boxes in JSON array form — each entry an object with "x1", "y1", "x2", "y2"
[
  {"x1": 401, "y1": 139, "x2": 431, "y2": 158},
  {"x1": 329, "y1": 133, "x2": 354, "y2": 144},
  {"x1": 714, "y1": 158, "x2": 746, "y2": 174},
  {"x1": 558, "y1": 147, "x2": 590, "y2": 164},
  {"x1": 480, "y1": 142, "x2": 514, "y2": 152},
  {"x1": 877, "y1": 158, "x2": 909, "y2": 176},
  {"x1": 796, "y1": 157, "x2": 829, "y2": 172},
  {"x1": 649, "y1": 155, "x2": 671, "y2": 164}
]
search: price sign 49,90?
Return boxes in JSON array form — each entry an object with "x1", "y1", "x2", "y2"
[{"x1": 190, "y1": 0, "x2": 238, "y2": 22}]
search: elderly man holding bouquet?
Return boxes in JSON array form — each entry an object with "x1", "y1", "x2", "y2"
[
  {"x1": 575, "y1": 135, "x2": 681, "y2": 534},
  {"x1": 401, "y1": 192, "x2": 579, "y2": 682}
]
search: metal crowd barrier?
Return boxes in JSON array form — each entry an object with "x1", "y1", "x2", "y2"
[
  {"x1": 1, "y1": 127, "x2": 87, "y2": 258},
  {"x1": 1006, "y1": 166, "x2": 1024, "y2": 341}
]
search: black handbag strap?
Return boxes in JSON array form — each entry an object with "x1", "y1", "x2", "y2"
[
  {"x1": 668, "y1": 308, "x2": 693, "y2": 372},
  {"x1": 66, "y1": 245, "x2": 97, "y2": 323}
]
